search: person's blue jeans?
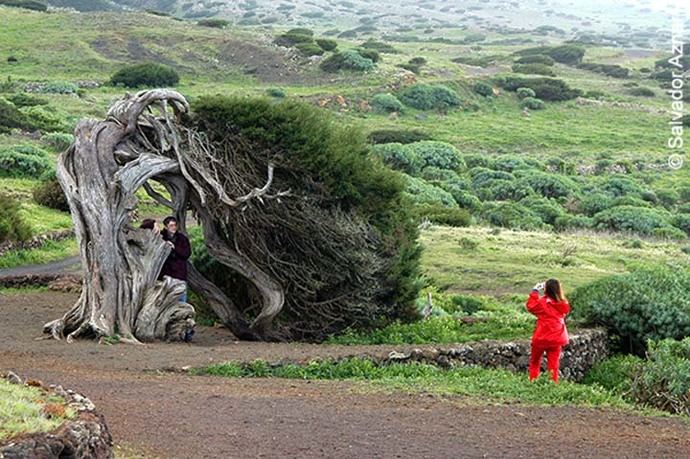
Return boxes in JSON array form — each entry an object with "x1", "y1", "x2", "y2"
[{"x1": 179, "y1": 281, "x2": 187, "y2": 303}]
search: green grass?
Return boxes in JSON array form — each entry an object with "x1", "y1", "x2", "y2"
[
  {"x1": 326, "y1": 315, "x2": 533, "y2": 345},
  {"x1": 194, "y1": 357, "x2": 667, "y2": 415},
  {"x1": 419, "y1": 225, "x2": 690, "y2": 296},
  {"x1": 0, "y1": 238, "x2": 77, "y2": 269},
  {"x1": 0, "y1": 379, "x2": 75, "y2": 442}
]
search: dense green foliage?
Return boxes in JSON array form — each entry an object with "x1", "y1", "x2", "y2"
[
  {"x1": 110, "y1": 62, "x2": 180, "y2": 88},
  {"x1": 397, "y1": 84, "x2": 461, "y2": 111},
  {"x1": 0, "y1": 144, "x2": 52, "y2": 178},
  {"x1": 577, "y1": 63, "x2": 629, "y2": 78},
  {"x1": 512, "y1": 63, "x2": 556, "y2": 76},
  {"x1": 0, "y1": 0, "x2": 47, "y2": 11},
  {"x1": 631, "y1": 338, "x2": 690, "y2": 415},
  {"x1": 0, "y1": 193, "x2": 31, "y2": 243},
  {"x1": 571, "y1": 266, "x2": 690, "y2": 354},
  {"x1": 496, "y1": 75, "x2": 583, "y2": 101},
  {"x1": 189, "y1": 96, "x2": 422, "y2": 339},
  {"x1": 370, "y1": 93, "x2": 404, "y2": 113},
  {"x1": 516, "y1": 44, "x2": 586, "y2": 65},
  {"x1": 367, "y1": 129, "x2": 431, "y2": 144},
  {"x1": 320, "y1": 49, "x2": 375, "y2": 72},
  {"x1": 585, "y1": 339, "x2": 690, "y2": 416},
  {"x1": 32, "y1": 176, "x2": 68, "y2": 211}
]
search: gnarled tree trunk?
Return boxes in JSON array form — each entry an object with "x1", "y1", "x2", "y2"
[{"x1": 45, "y1": 90, "x2": 284, "y2": 343}]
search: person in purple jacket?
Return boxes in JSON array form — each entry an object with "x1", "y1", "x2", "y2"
[{"x1": 159, "y1": 216, "x2": 192, "y2": 303}]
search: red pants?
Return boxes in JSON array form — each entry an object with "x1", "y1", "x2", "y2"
[{"x1": 528, "y1": 343, "x2": 562, "y2": 383}]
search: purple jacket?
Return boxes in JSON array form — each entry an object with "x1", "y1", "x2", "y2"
[{"x1": 159, "y1": 230, "x2": 191, "y2": 281}]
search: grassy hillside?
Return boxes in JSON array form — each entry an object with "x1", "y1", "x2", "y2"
[{"x1": 0, "y1": 4, "x2": 687, "y2": 300}]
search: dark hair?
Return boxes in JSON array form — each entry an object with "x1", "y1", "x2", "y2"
[
  {"x1": 163, "y1": 216, "x2": 177, "y2": 226},
  {"x1": 545, "y1": 278, "x2": 566, "y2": 302},
  {"x1": 139, "y1": 219, "x2": 155, "y2": 230}
]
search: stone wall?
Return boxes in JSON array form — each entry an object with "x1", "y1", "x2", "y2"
[
  {"x1": 384, "y1": 329, "x2": 609, "y2": 382},
  {"x1": 0, "y1": 229, "x2": 73, "y2": 258},
  {"x1": 0, "y1": 372, "x2": 113, "y2": 459}
]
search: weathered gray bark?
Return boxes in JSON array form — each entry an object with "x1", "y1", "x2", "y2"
[
  {"x1": 44, "y1": 89, "x2": 286, "y2": 342},
  {"x1": 44, "y1": 90, "x2": 195, "y2": 343}
]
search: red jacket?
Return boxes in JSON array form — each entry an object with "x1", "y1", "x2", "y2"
[{"x1": 526, "y1": 290, "x2": 570, "y2": 346}]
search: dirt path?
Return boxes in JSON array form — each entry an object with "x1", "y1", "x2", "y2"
[
  {"x1": 0, "y1": 255, "x2": 80, "y2": 278},
  {"x1": 2, "y1": 291, "x2": 690, "y2": 458}
]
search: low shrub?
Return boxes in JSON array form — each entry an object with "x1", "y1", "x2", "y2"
[
  {"x1": 520, "y1": 172, "x2": 577, "y2": 199},
  {"x1": 110, "y1": 63, "x2": 180, "y2": 88},
  {"x1": 577, "y1": 63, "x2": 629, "y2": 78},
  {"x1": 414, "y1": 204, "x2": 471, "y2": 227},
  {"x1": 359, "y1": 39, "x2": 397, "y2": 54},
  {"x1": 0, "y1": 98, "x2": 34, "y2": 133},
  {"x1": 473, "y1": 81, "x2": 494, "y2": 97},
  {"x1": 630, "y1": 338, "x2": 690, "y2": 415},
  {"x1": 516, "y1": 44, "x2": 585, "y2": 65},
  {"x1": 197, "y1": 18, "x2": 229, "y2": 28},
  {"x1": 495, "y1": 76, "x2": 582, "y2": 101},
  {"x1": 0, "y1": 144, "x2": 52, "y2": 178},
  {"x1": 33, "y1": 177, "x2": 69, "y2": 211},
  {"x1": 481, "y1": 201, "x2": 544, "y2": 230},
  {"x1": 404, "y1": 176, "x2": 458, "y2": 208},
  {"x1": 22, "y1": 106, "x2": 67, "y2": 132},
  {"x1": 512, "y1": 63, "x2": 556, "y2": 76},
  {"x1": 36, "y1": 81, "x2": 78, "y2": 94},
  {"x1": 295, "y1": 42, "x2": 324, "y2": 56},
  {"x1": 408, "y1": 141, "x2": 464, "y2": 171},
  {"x1": 265, "y1": 87, "x2": 286, "y2": 98},
  {"x1": 515, "y1": 54, "x2": 555, "y2": 66},
  {"x1": 520, "y1": 96, "x2": 545, "y2": 109},
  {"x1": 316, "y1": 38, "x2": 338, "y2": 51},
  {"x1": 367, "y1": 129, "x2": 431, "y2": 145},
  {"x1": 0, "y1": 193, "x2": 32, "y2": 243},
  {"x1": 320, "y1": 49, "x2": 375, "y2": 72},
  {"x1": 571, "y1": 266, "x2": 690, "y2": 354},
  {"x1": 516, "y1": 87, "x2": 536, "y2": 99},
  {"x1": 42, "y1": 132, "x2": 73, "y2": 152},
  {"x1": 397, "y1": 84, "x2": 461, "y2": 111},
  {"x1": 371, "y1": 93, "x2": 404, "y2": 113},
  {"x1": 6, "y1": 93, "x2": 48, "y2": 108},
  {"x1": 593, "y1": 206, "x2": 673, "y2": 236},
  {"x1": 372, "y1": 143, "x2": 422, "y2": 175}
]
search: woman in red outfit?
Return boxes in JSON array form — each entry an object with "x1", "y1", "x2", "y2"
[{"x1": 525, "y1": 279, "x2": 570, "y2": 383}]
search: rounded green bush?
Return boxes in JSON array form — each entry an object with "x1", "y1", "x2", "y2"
[
  {"x1": 371, "y1": 93, "x2": 404, "y2": 113},
  {"x1": 320, "y1": 49, "x2": 375, "y2": 72},
  {"x1": 520, "y1": 96, "x2": 545, "y2": 110},
  {"x1": 473, "y1": 81, "x2": 494, "y2": 97},
  {"x1": 42, "y1": 132, "x2": 73, "y2": 152},
  {"x1": 0, "y1": 193, "x2": 32, "y2": 243},
  {"x1": 316, "y1": 38, "x2": 338, "y2": 51},
  {"x1": 110, "y1": 63, "x2": 180, "y2": 88},
  {"x1": 593, "y1": 205, "x2": 674, "y2": 236},
  {"x1": 372, "y1": 143, "x2": 422, "y2": 175},
  {"x1": 33, "y1": 178, "x2": 69, "y2": 212},
  {"x1": 571, "y1": 266, "x2": 690, "y2": 354},
  {"x1": 408, "y1": 141, "x2": 464, "y2": 171},
  {"x1": 516, "y1": 87, "x2": 537, "y2": 99},
  {"x1": 404, "y1": 175, "x2": 458, "y2": 208},
  {"x1": 397, "y1": 84, "x2": 461, "y2": 111},
  {"x1": 520, "y1": 172, "x2": 577, "y2": 198},
  {"x1": 0, "y1": 144, "x2": 52, "y2": 178},
  {"x1": 295, "y1": 42, "x2": 324, "y2": 56},
  {"x1": 481, "y1": 201, "x2": 544, "y2": 230}
]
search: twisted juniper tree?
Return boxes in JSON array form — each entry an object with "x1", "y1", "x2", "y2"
[{"x1": 46, "y1": 90, "x2": 420, "y2": 343}]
